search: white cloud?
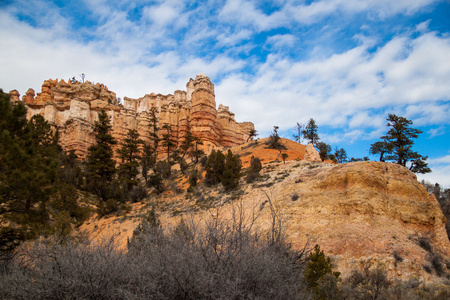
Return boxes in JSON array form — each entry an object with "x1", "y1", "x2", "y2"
[
  {"x1": 427, "y1": 127, "x2": 447, "y2": 138},
  {"x1": 216, "y1": 30, "x2": 450, "y2": 136},
  {"x1": 1, "y1": 0, "x2": 449, "y2": 140},
  {"x1": 428, "y1": 155, "x2": 450, "y2": 164},
  {"x1": 288, "y1": 0, "x2": 435, "y2": 24},
  {"x1": 418, "y1": 162, "x2": 450, "y2": 189},
  {"x1": 265, "y1": 34, "x2": 296, "y2": 50},
  {"x1": 217, "y1": 29, "x2": 253, "y2": 47},
  {"x1": 219, "y1": 0, "x2": 286, "y2": 31}
]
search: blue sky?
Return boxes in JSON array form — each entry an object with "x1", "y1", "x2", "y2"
[{"x1": 1, "y1": 0, "x2": 450, "y2": 186}]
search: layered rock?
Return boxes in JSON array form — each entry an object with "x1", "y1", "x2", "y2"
[
  {"x1": 189, "y1": 74, "x2": 220, "y2": 149},
  {"x1": 12, "y1": 74, "x2": 254, "y2": 158},
  {"x1": 256, "y1": 161, "x2": 450, "y2": 280},
  {"x1": 78, "y1": 158, "x2": 450, "y2": 281}
]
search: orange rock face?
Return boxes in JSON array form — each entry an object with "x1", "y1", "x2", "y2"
[
  {"x1": 16, "y1": 74, "x2": 255, "y2": 159},
  {"x1": 78, "y1": 158, "x2": 450, "y2": 281},
  {"x1": 8, "y1": 90, "x2": 20, "y2": 102}
]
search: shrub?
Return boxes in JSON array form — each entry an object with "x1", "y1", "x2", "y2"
[
  {"x1": 345, "y1": 265, "x2": 390, "y2": 300},
  {"x1": 393, "y1": 250, "x2": 403, "y2": 266},
  {"x1": 129, "y1": 185, "x2": 147, "y2": 203},
  {"x1": 97, "y1": 198, "x2": 119, "y2": 216},
  {"x1": 155, "y1": 160, "x2": 171, "y2": 179},
  {"x1": 1, "y1": 206, "x2": 312, "y2": 300},
  {"x1": 188, "y1": 169, "x2": 199, "y2": 190},
  {"x1": 417, "y1": 234, "x2": 432, "y2": 252},
  {"x1": 246, "y1": 156, "x2": 262, "y2": 183},
  {"x1": 147, "y1": 172, "x2": 164, "y2": 193},
  {"x1": 291, "y1": 193, "x2": 299, "y2": 201},
  {"x1": 427, "y1": 251, "x2": 445, "y2": 276},
  {"x1": 199, "y1": 155, "x2": 208, "y2": 168}
]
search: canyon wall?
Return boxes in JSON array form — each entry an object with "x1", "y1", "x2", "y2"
[{"x1": 11, "y1": 74, "x2": 254, "y2": 159}]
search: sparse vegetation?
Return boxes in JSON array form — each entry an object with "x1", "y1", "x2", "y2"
[
  {"x1": 1, "y1": 206, "x2": 313, "y2": 299},
  {"x1": 1, "y1": 87, "x2": 449, "y2": 298}
]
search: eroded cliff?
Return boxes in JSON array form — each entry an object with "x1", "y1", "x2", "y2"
[{"x1": 11, "y1": 74, "x2": 254, "y2": 158}]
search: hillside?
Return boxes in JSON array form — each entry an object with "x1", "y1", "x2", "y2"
[{"x1": 77, "y1": 138, "x2": 450, "y2": 282}]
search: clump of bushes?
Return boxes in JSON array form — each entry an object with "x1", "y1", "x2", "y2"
[
  {"x1": 1, "y1": 206, "x2": 312, "y2": 299},
  {"x1": 204, "y1": 149, "x2": 242, "y2": 191}
]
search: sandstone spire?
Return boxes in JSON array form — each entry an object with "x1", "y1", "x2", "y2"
[{"x1": 18, "y1": 74, "x2": 255, "y2": 159}]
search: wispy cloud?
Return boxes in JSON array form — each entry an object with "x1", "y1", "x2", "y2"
[
  {"x1": 1, "y1": 0, "x2": 449, "y2": 184},
  {"x1": 418, "y1": 154, "x2": 450, "y2": 188}
]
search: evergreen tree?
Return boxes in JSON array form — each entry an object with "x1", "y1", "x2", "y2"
[
  {"x1": 205, "y1": 150, "x2": 225, "y2": 186},
  {"x1": 267, "y1": 126, "x2": 287, "y2": 153},
  {"x1": 140, "y1": 143, "x2": 156, "y2": 184},
  {"x1": 180, "y1": 126, "x2": 195, "y2": 160},
  {"x1": 371, "y1": 114, "x2": 431, "y2": 173},
  {"x1": 190, "y1": 137, "x2": 204, "y2": 163},
  {"x1": 0, "y1": 90, "x2": 59, "y2": 239},
  {"x1": 245, "y1": 156, "x2": 262, "y2": 183},
  {"x1": 334, "y1": 148, "x2": 348, "y2": 164},
  {"x1": 86, "y1": 110, "x2": 117, "y2": 200},
  {"x1": 147, "y1": 161, "x2": 171, "y2": 194},
  {"x1": 302, "y1": 118, "x2": 320, "y2": 147},
  {"x1": 117, "y1": 129, "x2": 143, "y2": 190},
  {"x1": 281, "y1": 153, "x2": 289, "y2": 164},
  {"x1": 161, "y1": 124, "x2": 175, "y2": 162},
  {"x1": 316, "y1": 142, "x2": 331, "y2": 162},
  {"x1": 148, "y1": 107, "x2": 159, "y2": 161},
  {"x1": 59, "y1": 150, "x2": 84, "y2": 188},
  {"x1": 304, "y1": 245, "x2": 340, "y2": 293},
  {"x1": 221, "y1": 150, "x2": 242, "y2": 190},
  {"x1": 247, "y1": 128, "x2": 258, "y2": 142},
  {"x1": 369, "y1": 140, "x2": 393, "y2": 162}
]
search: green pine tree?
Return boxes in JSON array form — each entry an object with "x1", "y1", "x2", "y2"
[
  {"x1": 0, "y1": 90, "x2": 59, "y2": 240},
  {"x1": 370, "y1": 114, "x2": 431, "y2": 173},
  {"x1": 221, "y1": 150, "x2": 242, "y2": 190},
  {"x1": 148, "y1": 107, "x2": 159, "y2": 161},
  {"x1": 205, "y1": 150, "x2": 225, "y2": 186},
  {"x1": 302, "y1": 118, "x2": 320, "y2": 147},
  {"x1": 140, "y1": 143, "x2": 156, "y2": 184},
  {"x1": 304, "y1": 245, "x2": 340, "y2": 295},
  {"x1": 117, "y1": 129, "x2": 143, "y2": 190},
  {"x1": 86, "y1": 110, "x2": 117, "y2": 200},
  {"x1": 161, "y1": 123, "x2": 175, "y2": 162}
]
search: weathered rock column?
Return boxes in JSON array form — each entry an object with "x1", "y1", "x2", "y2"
[{"x1": 189, "y1": 74, "x2": 219, "y2": 148}]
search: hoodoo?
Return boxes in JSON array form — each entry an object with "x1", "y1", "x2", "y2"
[{"x1": 11, "y1": 74, "x2": 254, "y2": 159}]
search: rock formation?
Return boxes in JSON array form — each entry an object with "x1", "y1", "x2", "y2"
[
  {"x1": 13, "y1": 74, "x2": 255, "y2": 159},
  {"x1": 78, "y1": 158, "x2": 450, "y2": 281},
  {"x1": 251, "y1": 161, "x2": 449, "y2": 280}
]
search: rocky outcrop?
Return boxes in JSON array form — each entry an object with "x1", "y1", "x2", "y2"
[
  {"x1": 253, "y1": 161, "x2": 450, "y2": 280},
  {"x1": 304, "y1": 143, "x2": 321, "y2": 161},
  {"x1": 77, "y1": 159, "x2": 450, "y2": 281},
  {"x1": 12, "y1": 74, "x2": 254, "y2": 158}
]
